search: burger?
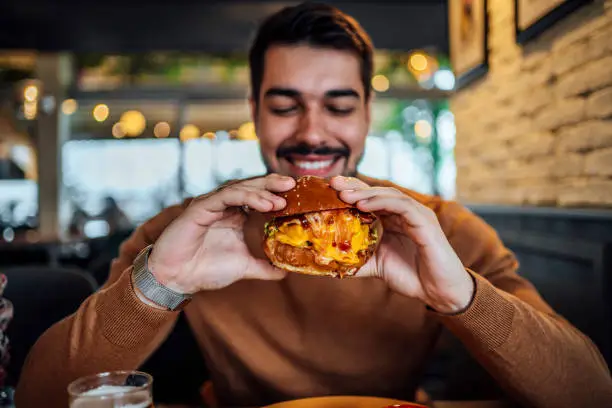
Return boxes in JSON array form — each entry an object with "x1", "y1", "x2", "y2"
[{"x1": 263, "y1": 176, "x2": 382, "y2": 278}]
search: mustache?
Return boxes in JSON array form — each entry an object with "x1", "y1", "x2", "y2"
[{"x1": 277, "y1": 144, "x2": 350, "y2": 159}]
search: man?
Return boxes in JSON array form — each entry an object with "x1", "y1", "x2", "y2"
[{"x1": 16, "y1": 3, "x2": 612, "y2": 407}]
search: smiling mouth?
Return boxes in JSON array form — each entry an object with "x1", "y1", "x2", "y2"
[
  {"x1": 292, "y1": 159, "x2": 335, "y2": 170},
  {"x1": 284, "y1": 155, "x2": 343, "y2": 175}
]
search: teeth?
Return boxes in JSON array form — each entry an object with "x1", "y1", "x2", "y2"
[{"x1": 294, "y1": 160, "x2": 334, "y2": 170}]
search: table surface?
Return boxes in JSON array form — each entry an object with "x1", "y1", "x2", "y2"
[
  {"x1": 158, "y1": 401, "x2": 509, "y2": 408},
  {"x1": 433, "y1": 402, "x2": 508, "y2": 408}
]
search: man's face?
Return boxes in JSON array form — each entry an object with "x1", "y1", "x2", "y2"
[{"x1": 252, "y1": 45, "x2": 371, "y2": 178}]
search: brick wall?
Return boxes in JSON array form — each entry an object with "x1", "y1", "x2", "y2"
[{"x1": 452, "y1": 0, "x2": 612, "y2": 207}]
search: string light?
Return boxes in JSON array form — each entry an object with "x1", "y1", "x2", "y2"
[
  {"x1": 24, "y1": 85, "x2": 38, "y2": 102},
  {"x1": 93, "y1": 104, "x2": 109, "y2": 122},
  {"x1": 408, "y1": 52, "x2": 428, "y2": 72},
  {"x1": 371, "y1": 74, "x2": 390, "y2": 92},
  {"x1": 414, "y1": 119, "x2": 432, "y2": 140},
  {"x1": 180, "y1": 124, "x2": 200, "y2": 141},
  {"x1": 62, "y1": 99, "x2": 78, "y2": 115},
  {"x1": 112, "y1": 123, "x2": 125, "y2": 138},
  {"x1": 119, "y1": 110, "x2": 146, "y2": 136},
  {"x1": 153, "y1": 121, "x2": 171, "y2": 138},
  {"x1": 23, "y1": 101, "x2": 37, "y2": 120},
  {"x1": 238, "y1": 121, "x2": 257, "y2": 140}
]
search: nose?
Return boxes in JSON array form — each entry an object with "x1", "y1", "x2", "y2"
[{"x1": 295, "y1": 106, "x2": 327, "y2": 146}]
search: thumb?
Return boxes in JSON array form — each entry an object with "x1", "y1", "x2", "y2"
[{"x1": 244, "y1": 258, "x2": 288, "y2": 281}]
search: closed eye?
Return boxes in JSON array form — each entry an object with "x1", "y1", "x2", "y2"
[
  {"x1": 270, "y1": 106, "x2": 299, "y2": 116},
  {"x1": 326, "y1": 105, "x2": 355, "y2": 116}
]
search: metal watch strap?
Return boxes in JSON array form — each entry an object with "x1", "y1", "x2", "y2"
[{"x1": 132, "y1": 245, "x2": 192, "y2": 311}]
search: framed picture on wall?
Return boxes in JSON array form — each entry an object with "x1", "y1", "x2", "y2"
[
  {"x1": 449, "y1": 0, "x2": 488, "y2": 89},
  {"x1": 515, "y1": 0, "x2": 593, "y2": 43}
]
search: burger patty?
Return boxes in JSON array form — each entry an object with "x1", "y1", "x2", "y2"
[{"x1": 265, "y1": 238, "x2": 374, "y2": 274}]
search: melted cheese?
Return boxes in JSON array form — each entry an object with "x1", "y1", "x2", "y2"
[
  {"x1": 274, "y1": 211, "x2": 372, "y2": 265},
  {"x1": 276, "y1": 220, "x2": 310, "y2": 247}
]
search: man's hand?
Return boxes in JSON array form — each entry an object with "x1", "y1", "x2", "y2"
[
  {"x1": 147, "y1": 174, "x2": 296, "y2": 295},
  {"x1": 331, "y1": 176, "x2": 474, "y2": 314}
]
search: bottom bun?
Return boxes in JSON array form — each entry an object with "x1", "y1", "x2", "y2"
[
  {"x1": 269, "y1": 260, "x2": 358, "y2": 278},
  {"x1": 264, "y1": 240, "x2": 363, "y2": 278}
]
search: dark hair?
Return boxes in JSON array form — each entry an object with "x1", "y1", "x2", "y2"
[{"x1": 248, "y1": 2, "x2": 374, "y2": 103}]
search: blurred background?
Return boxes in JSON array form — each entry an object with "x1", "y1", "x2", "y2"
[
  {"x1": 0, "y1": 1, "x2": 456, "y2": 244},
  {"x1": 0, "y1": 50, "x2": 455, "y2": 240},
  {"x1": 0, "y1": 0, "x2": 611, "y2": 405}
]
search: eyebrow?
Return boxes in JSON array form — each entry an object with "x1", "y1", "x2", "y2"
[
  {"x1": 325, "y1": 89, "x2": 360, "y2": 99},
  {"x1": 263, "y1": 87, "x2": 361, "y2": 100}
]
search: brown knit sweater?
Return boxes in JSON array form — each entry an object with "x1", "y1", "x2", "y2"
[{"x1": 15, "y1": 176, "x2": 612, "y2": 408}]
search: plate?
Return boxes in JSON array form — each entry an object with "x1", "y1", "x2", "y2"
[{"x1": 264, "y1": 396, "x2": 426, "y2": 408}]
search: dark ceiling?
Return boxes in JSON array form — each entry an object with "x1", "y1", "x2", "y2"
[{"x1": 0, "y1": 0, "x2": 449, "y2": 54}]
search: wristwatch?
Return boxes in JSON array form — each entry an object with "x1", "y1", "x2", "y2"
[{"x1": 131, "y1": 245, "x2": 192, "y2": 311}]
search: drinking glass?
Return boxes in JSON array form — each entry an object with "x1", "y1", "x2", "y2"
[{"x1": 68, "y1": 370, "x2": 153, "y2": 408}]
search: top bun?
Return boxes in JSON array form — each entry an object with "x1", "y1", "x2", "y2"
[{"x1": 268, "y1": 176, "x2": 352, "y2": 218}]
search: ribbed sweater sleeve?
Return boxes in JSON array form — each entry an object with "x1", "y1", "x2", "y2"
[{"x1": 15, "y1": 203, "x2": 189, "y2": 408}]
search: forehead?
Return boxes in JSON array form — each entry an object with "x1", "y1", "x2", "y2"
[{"x1": 261, "y1": 45, "x2": 364, "y2": 98}]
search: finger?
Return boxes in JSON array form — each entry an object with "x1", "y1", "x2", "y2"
[
  {"x1": 243, "y1": 173, "x2": 296, "y2": 192},
  {"x1": 356, "y1": 195, "x2": 444, "y2": 248},
  {"x1": 356, "y1": 195, "x2": 431, "y2": 229},
  {"x1": 252, "y1": 189, "x2": 287, "y2": 210},
  {"x1": 222, "y1": 189, "x2": 283, "y2": 213},
  {"x1": 329, "y1": 176, "x2": 370, "y2": 191},
  {"x1": 192, "y1": 188, "x2": 276, "y2": 214},
  {"x1": 244, "y1": 258, "x2": 287, "y2": 281},
  {"x1": 339, "y1": 186, "x2": 403, "y2": 204}
]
